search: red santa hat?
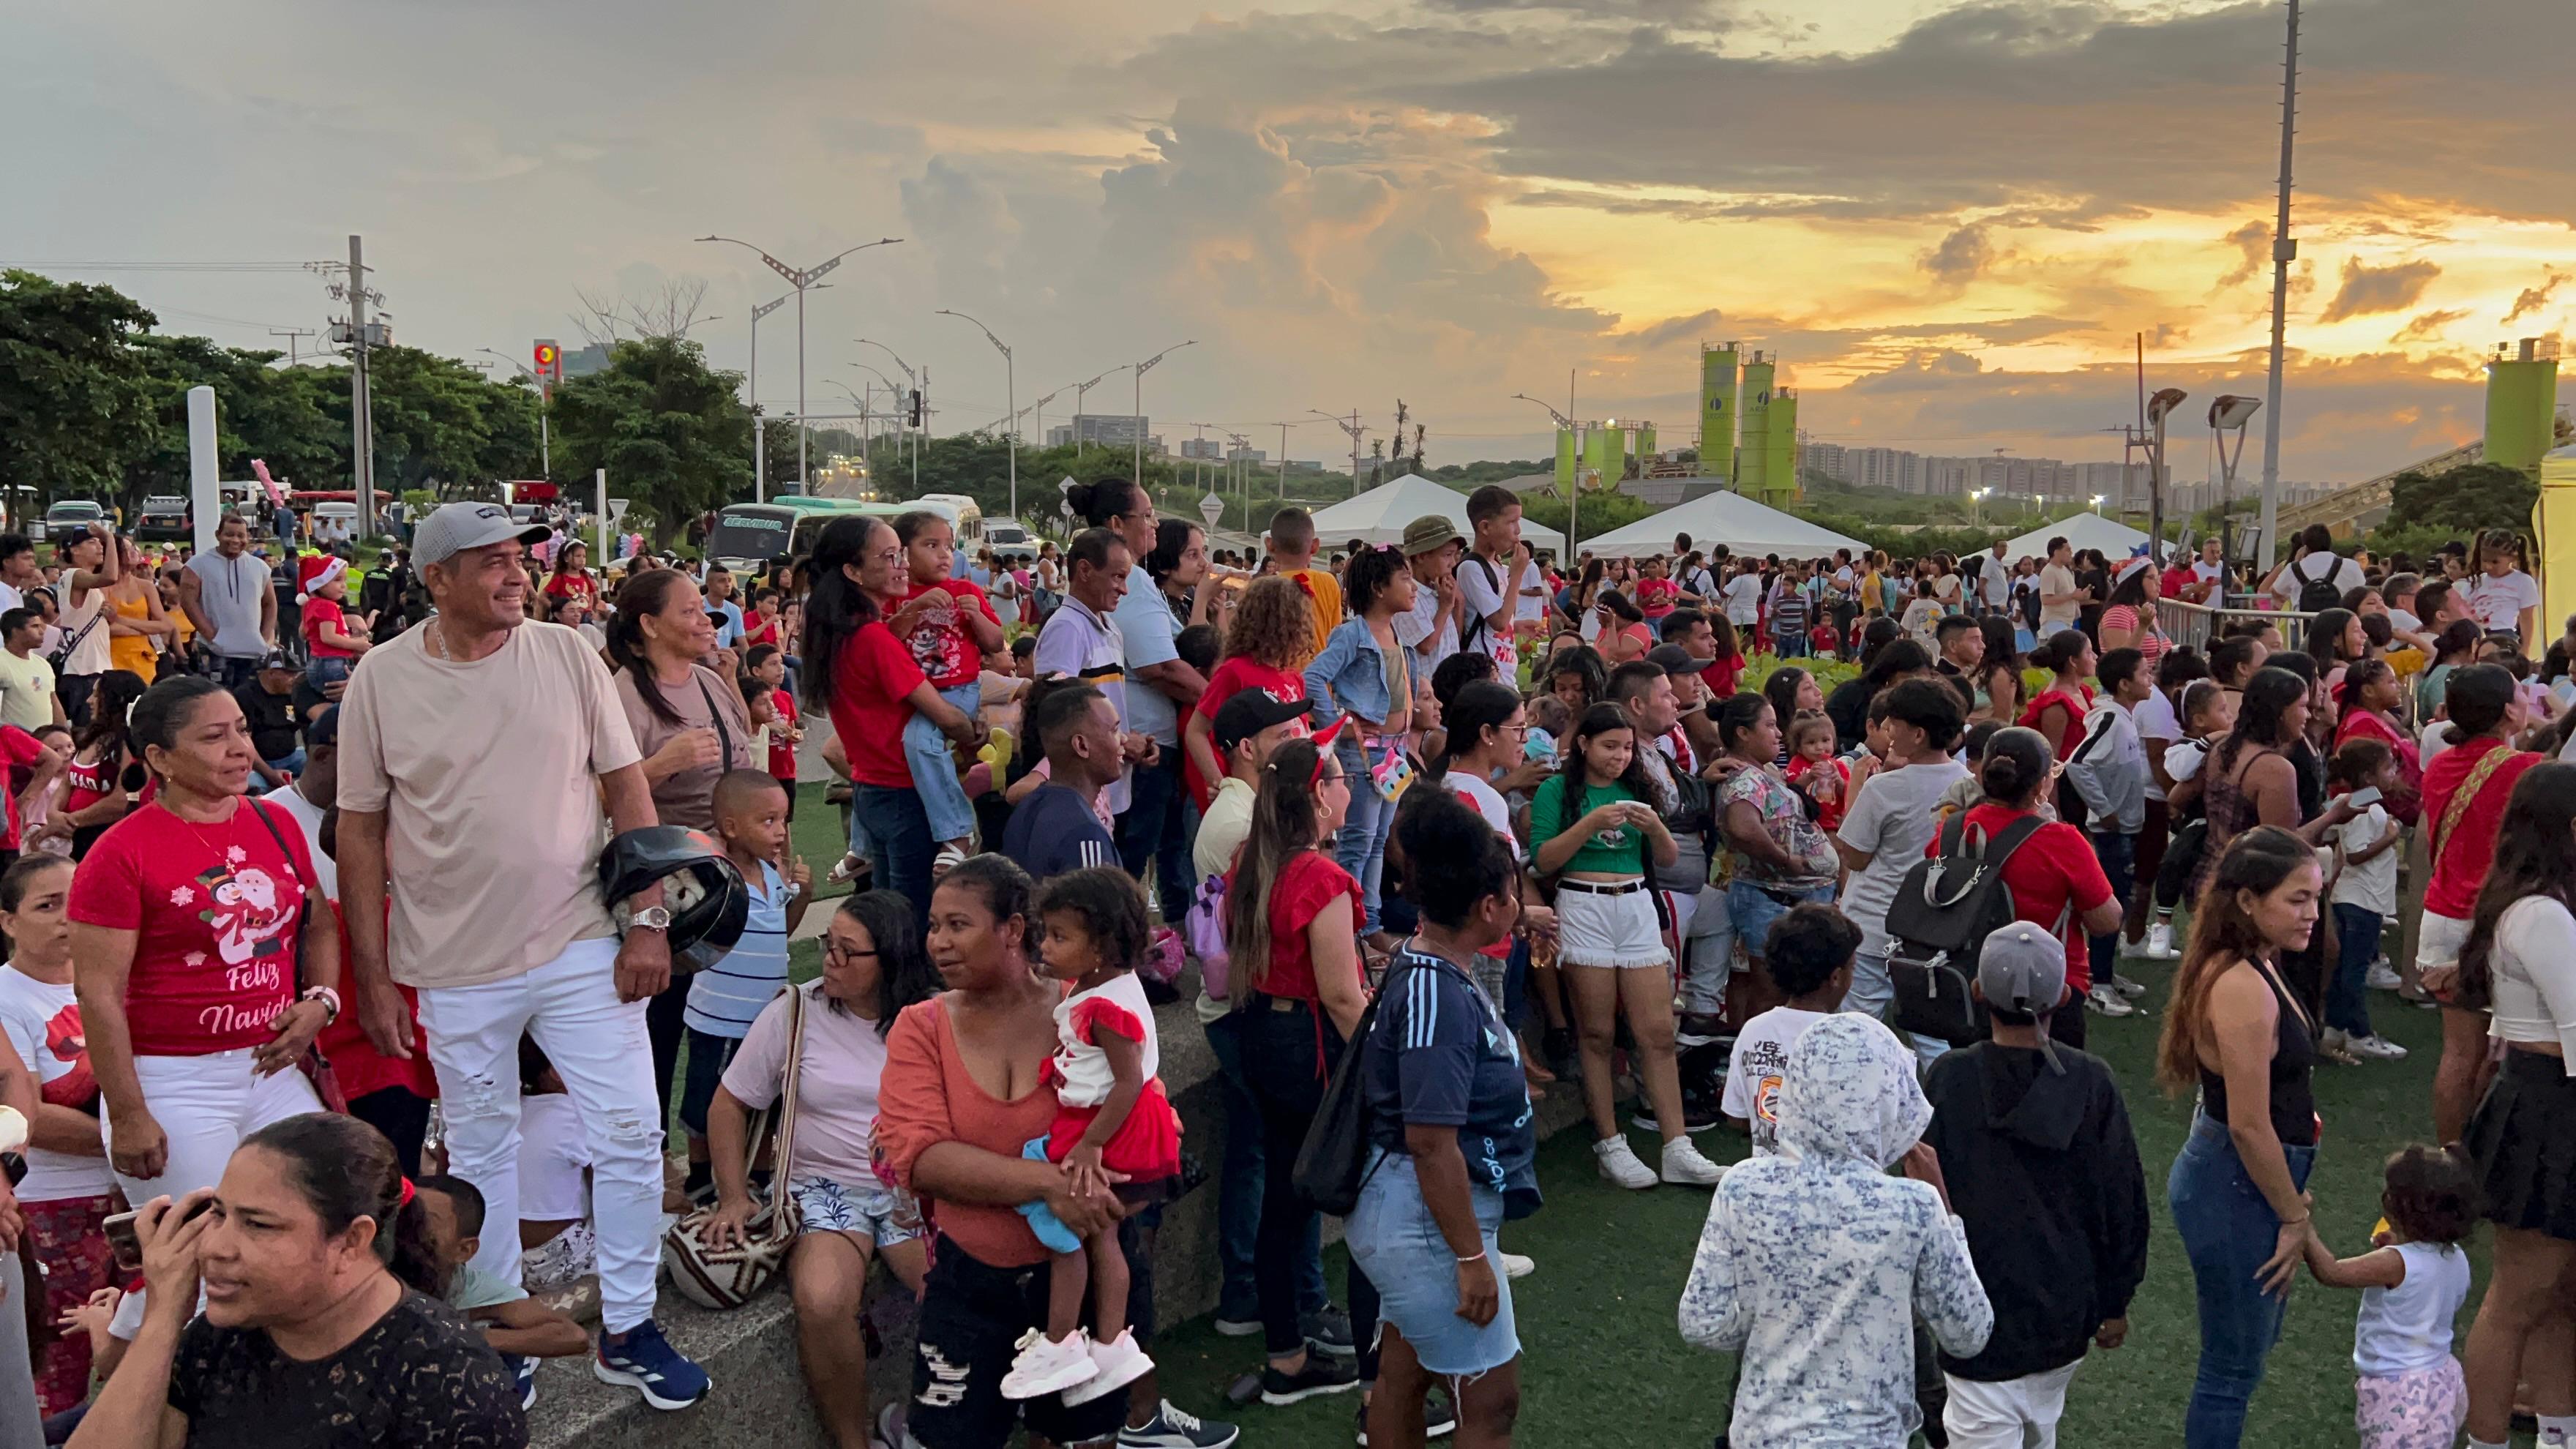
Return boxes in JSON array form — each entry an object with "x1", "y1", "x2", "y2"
[{"x1": 297, "y1": 555, "x2": 348, "y2": 604}]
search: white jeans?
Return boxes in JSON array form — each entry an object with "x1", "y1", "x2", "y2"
[
  {"x1": 1943, "y1": 1360, "x2": 2081, "y2": 1448},
  {"x1": 105, "y1": 1048, "x2": 323, "y2": 1205},
  {"x1": 416, "y1": 936, "x2": 664, "y2": 1333}
]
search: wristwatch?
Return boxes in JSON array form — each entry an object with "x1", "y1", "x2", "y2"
[{"x1": 628, "y1": 905, "x2": 673, "y2": 932}]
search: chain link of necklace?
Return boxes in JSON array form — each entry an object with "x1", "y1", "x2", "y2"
[{"x1": 426, "y1": 618, "x2": 447, "y2": 661}]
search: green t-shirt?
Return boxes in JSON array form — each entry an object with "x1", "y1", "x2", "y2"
[
  {"x1": 1528, "y1": 776, "x2": 1649, "y2": 876},
  {"x1": 446, "y1": 1263, "x2": 527, "y2": 1312}
]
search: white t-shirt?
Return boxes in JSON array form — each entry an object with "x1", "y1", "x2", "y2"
[
  {"x1": 2329, "y1": 803, "x2": 2400, "y2": 916},
  {"x1": 1721, "y1": 574, "x2": 1763, "y2": 626},
  {"x1": 2272, "y1": 552, "x2": 2365, "y2": 607},
  {"x1": 1979, "y1": 558, "x2": 2012, "y2": 608},
  {"x1": 2038, "y1": 563, "x2": 2080, "y2": 629},
  {"x1": 261, "y1": 783, "x2": 340, "y2": 902},
  {"x1": 0, "y1": 967, "x2": 111, "y2": 1201},
  {"x1": 1721, "y1": 1006, "x2": 1832, "y2": 1156},
  {"x1": 1396, "y1": 575, "x2": 1459, "y2": 673},
  {"x1": 720, "y1": 980, "x2": 896, "y2": 1187},
  {"x1": 519, "y1": 1091, "x2": 592, "y2": 1224},
  {"x1": 2470, "y1": 570, "x2": 2542, "y2": 641},
  {"x1": 1456, "y1": 553, "x2": 1519, "y2": 676},
  {"x1": 1835, "y1": 758, "x2": 1972, "y2": 956},
  {"x1": 1444, "y1": 771, "x2": 1520, "y2": 850},
  {"x1": 0, "y1": 649, "x2": 53, "y2": 732},
  {"x1": 2130, "y1": 689, "x2": 2181, "y2": 803}
]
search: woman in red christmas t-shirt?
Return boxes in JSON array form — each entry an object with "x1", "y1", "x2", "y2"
[
  {"x1": 68, "y1": 676, "x2": 338, "y2": 1205},
  {"x1": 1182, "y1": 577, "x2": 1314, "y2": 810},
  {"x1": 1933, "y1": 728, "x2": 2123, "y2": 1049}
]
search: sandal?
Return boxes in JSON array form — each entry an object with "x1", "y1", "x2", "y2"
[
  {"x1": 828, "y1": 853, "x2": 867, "y2": 884},
  {"x1": 932, "y1": 843, "x2": 971, "y2": 878}
]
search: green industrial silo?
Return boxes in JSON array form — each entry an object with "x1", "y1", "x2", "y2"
[
  {"x1": 1634, "y1": 423, "x2": 1657, "y2": 470},
  {"x1": 1737, "y1": 353, "x2": 1775, "y2": 497},
  {"x1": 1555, "y1": 426, "x2": 1578, "y2": 493},
  {"x1": 1701, "y1": 344, "x2": 1740, "y2": 479},
  {"x1": 1764, "y1": 391, "x2": 1800, "y2": 507},
  {"x1": 2487, "y1": 339, "x2": 2561, "y2": 476},
  {"x1": 1583, "y1": 423, "x2": 1627, "y2": 490}
]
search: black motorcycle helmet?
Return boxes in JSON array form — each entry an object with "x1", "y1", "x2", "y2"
[{"x1": 597, "y1": 826, "x2": 749, "y2": 974}]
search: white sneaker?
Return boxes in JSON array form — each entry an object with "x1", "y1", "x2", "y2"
[
  {"x1": 2111, "y1": 973, "x2": 2146, "y2": 1000},
  {"x1": 1593, "y1": 1136, "x2": 1658, "y2": 1190},
  {"x1": 1062, "y1": 1329, "x2": 1154, "y2": 1406},
  {"x1": 2145, "y1": 921, "x2": 2179, "y2": 959},
  {"x1": 2366, "y1": 963, "x2": 2404, "y2": 992},
  {"x1": 1000, "y1": 1330, "x2": 1099, "y2": 1400},
  {"x1": 2083, "y1": 983, "x2": 2136, "y2": 1017},
  {"x1": 1498, "y1": 1251, "x2": 1535, "y2": 1280},
  {"x1": 2348, "y1": 1033, "x2": 2410, "y2": 1061},
  {"x1": 1660, "y1": 1137, "x2": 1726, "y2": 1186}
]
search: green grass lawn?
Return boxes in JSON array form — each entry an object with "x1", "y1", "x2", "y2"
[{"x1": 1147, "y1": 961, "x2": 2509, "y2": 1447}]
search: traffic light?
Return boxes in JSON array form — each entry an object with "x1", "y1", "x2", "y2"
[
  {"x1": 910, "y1": 388, "x2": 924, "y2": 429},
  {"x1": 533, "y1": 340, "x2": 561, "y2": 383}
]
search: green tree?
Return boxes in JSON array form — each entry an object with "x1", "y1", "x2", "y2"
[
  {"x1": 119, "y1": 335, "x2": 342, "y2": 504},
  {"x1": 549, "y1": 336, "x2": 752, "y2": 547},
  {"x1": 356, "y1": 346, "x2": 541, "y2": 493},
  {"x1": 0, "y1": 270, "x2": 157, "y2": 506}
]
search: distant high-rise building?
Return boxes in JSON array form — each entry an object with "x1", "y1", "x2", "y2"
[
  {"x1": 1180, "y1": 438, "x2": 1222, "y2": 460},
  {"x1": 1063, "y1": 414, "x2": 1151, "y2": 448}
]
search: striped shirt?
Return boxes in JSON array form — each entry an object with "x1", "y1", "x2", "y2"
[{"x1": 684, "y1": 860, "x2": 790, "y2": 1038}]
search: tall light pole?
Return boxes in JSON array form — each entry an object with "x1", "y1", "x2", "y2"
[
  {"x1": 1133, "y1": 341, "x2": 1197, "y2": 491},
  {"x1": 2255, "y1": 0, "x2": 2299, "y2": 573},
  {"x1": 850, "y1": 364, "x2": 903, "y2": 481},
  {"x1": 1510, "y1": 393, "x2": 1583, "y2": 556},
  {"x1": 1311, "y1": 408, "x2": 1366, "y2": 496},
  {"x1": 1025, "y1": 389, "x2": 1062, "y2": 476},
  {"x1": 1070, "y1": 370, "x2": 1115, "y2": 455},
  {"x1": 2209, "y1": 394, "x2": 2264, "y2": 577},
  {"x1": 698, "y1": 234, "x2": 902, "y2": 491},
  {"x1": 476, "y1": 348, "x2": 549, "y2": 479},
  {"x1": 855, "y1": 338, "x2": 919, "y2": 492},
  {"x1": 744, "y1": 289, "x2": 804, "y2": 502},
  {"x1": 936, "y1": 309, "x2": 1016, "y2": 517}
]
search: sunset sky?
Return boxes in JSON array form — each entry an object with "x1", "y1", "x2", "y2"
[{"x1": 11, "y1": 0, "x2": 2576, "y2": 487}]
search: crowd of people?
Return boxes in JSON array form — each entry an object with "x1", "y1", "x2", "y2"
[{"x1": 0, "y1": 484, "x2": 2559, "y2": 1449}]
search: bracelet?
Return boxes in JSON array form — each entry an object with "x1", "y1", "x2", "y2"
[
  {"x1": 298, "y1": 986, "x2": 342, "y2": 1025},
  {"x1": 1456, "y1": 1250, "x2": 1487, "y2": 1265}
]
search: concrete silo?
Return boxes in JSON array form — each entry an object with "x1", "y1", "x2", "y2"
[
  {"x1": 2487, "y1": 337, "x2": 2561, "y2": 476},
  {"x1": 1634, "y1": 423, "x2": 1658, "y2": 469},
  {"x1": 1764, "y1": 390, "x2": 1800, "y2": 507},
  {"x1": 1555, "y1": 426, "x2": 1578, "y2": 493},
  {"x1": 1737, "y1": 353, "x2": 1775, "y2": 497},
  {"x1": 1700, "y1": 344, "x2": 1740, "y2": 480},
  {"x1": 1583, "y1": 423, "x2": 1627, "y2": 489}
]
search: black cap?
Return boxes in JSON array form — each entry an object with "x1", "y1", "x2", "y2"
[
  {"x1": 257, "y1": 648, "x2": 297, "y2": 672},
  {"x1": 1646, "y1": 643, "x2": 1721, "y2": 675},
  {"x1": 1213, "y1": 691, "x2": 1313, "y2": 753},
  {"x1": 306, "y1": 705, "x2": 341, "y2": 749}
]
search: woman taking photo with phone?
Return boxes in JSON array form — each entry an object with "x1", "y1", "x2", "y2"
[{"x1": 1535, "y1": 702, "x2": 1724, "y2": 1192}]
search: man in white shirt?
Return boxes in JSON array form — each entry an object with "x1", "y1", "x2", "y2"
[
  {"x1": 2037, "y1": 537, "x2": 2085, "y2": 635},
  {"x1": 1456, "y1": 487, "x2": 1533, "y2": 679},
  {"x1": 1979, "y1": 540, "x2": 2012, "y2": 614},
  {"x1": 2264, "y1": 524, "x2": 2365, "y2": 610},
  {"x1": 0, "y1": 534, "x2": 35, "y2": 618},
  {"x1": 0, "y1": 607, "x2": 58, "y2": 730},
  {"x1": 1394, "y1": 515, "x2": 1464, "y2": 673}
]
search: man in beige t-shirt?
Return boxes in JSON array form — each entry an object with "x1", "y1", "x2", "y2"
[
  {"x1": 0, "y1": 608, "x2": 60, "y2": 730},
  {"x1": 335, "y1": 501, "x2": 711, "y2": 1407},
  {"x1": 2037, "y1": 536, "x2": 2086, "y2": 636}
]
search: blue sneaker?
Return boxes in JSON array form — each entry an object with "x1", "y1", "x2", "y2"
[
  {"x1": 594, "y1": 1319, "x2": 711, "y2": 1410},
  {"x1": 500, "y1": 1352, "x2": 538, "y2": 1409}
]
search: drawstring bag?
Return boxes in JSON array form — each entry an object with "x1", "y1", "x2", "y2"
[{"x1": 664, "y1": 985, "x2": 808, "y2": 1308}]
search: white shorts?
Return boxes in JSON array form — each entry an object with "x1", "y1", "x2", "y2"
[
  {"x1": 1556, "y1": 884, "x2": 1670, "y2": 970},
  {"x1": 2416, "y1": 911, "x2": 2471, "y2": 974}
]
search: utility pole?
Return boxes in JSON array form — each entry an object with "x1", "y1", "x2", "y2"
[
  {"x1": 266, "y1": 327, "x2": 315, "y2": 364},
  {"x1": 1312, "y1": 408, "x2": 1366, "y2": 495},
  {"x1": 2255, "y1": 0, "x2": 2300, "y2": 574},
  {"x1": 936, "y1": 310, "x2": 1015, "y2": 517},
  {"x1": 340, "y1": 236, "x2": 378, "y2": 536},
  {"x1": 1132, "y1": 341, "x2": 1196, "y2": 493}
]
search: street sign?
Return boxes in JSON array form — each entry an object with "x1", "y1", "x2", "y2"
[
  {"x1": 607, "y1": 497, "x2": 630, "y2": 525},
  {"x1": 1198, "y1": 493, "x2": 1224, "y2": 529}
]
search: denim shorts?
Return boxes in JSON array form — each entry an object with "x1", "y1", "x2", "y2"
[
  {"x1": 1727, "y1": 879, "x2": 1835, "y2": 962},
  {"x1": 790, "y1": 1173, "x2": 924, "y2": 1248},
  {"x1": 1347, "y1": 1150, "x2": 1516, "y2": 1377},
  {"x1": 305, "y1": 655, "x2": 351, "y2": 690}
]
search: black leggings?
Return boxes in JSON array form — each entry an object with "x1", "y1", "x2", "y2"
[{"x1": 1238, "y1": 1000, "x2": 1379, "y2": 1373}]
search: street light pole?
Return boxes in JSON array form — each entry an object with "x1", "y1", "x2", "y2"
[
  {"x1": 1510, "y1": 392, "x2": 1584, "y2": 557},
  {"x1": 855, "y1": 338, "x2": 921, "y2": 489},
  {"x1": 936, "y1": 310, "x2": 1016, "y2": 517},
  {"x1": 698, "y1": 234, "x2": 901, "y2": 493},
  {"x1": 478, "y1": 349, "x2": 551, "y2": 479},
  {"x1": 1310, "y1": 408, "x2": 1366, "y2": 498},
  {"x1": 1070, "y1": 371, "x2": 1113, "y2": 457},
  {"x1": 1132, "y1": 341, "x2": 1197, "y2": 491}
]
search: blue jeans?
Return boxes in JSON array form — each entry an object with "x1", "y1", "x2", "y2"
[
  {"x1": 1331, "y1": 732, "x2": 1394, "y2": 935},
  {"x1": 851, "y1": 785, "x2": 932, "y2": 937},
  {"x1": 1116, "y1": 746, "x2": 1193, "y2": 918},
  {"x1": 1844, "y1": 948, "x2": 1948, "y2": 1066},
  {"x1": 305, "y1": 655, "x2": 351, "y2": 691},
  {"x1": 2087, "y1": 828, "x2": 2138, "y2": 991},
  {"x1": 1202, "y1": 1012, "x2": 1325, "y2": 1325},
  {"x1": 2169, "y1": 1112, "x2": 2317, "y2": 1448},
  {"x1": 2327, "y1": 902, "x2": 2383, "y2": 1038},
  {"x1": 252, "y1": 749, "x2": 305, "y2": 795},
  {"x1": 902, "y1": 681, "x2": 982, "y2": 844},
  {"x1": 1726, "y1": 878, "x2": 1834, "y2": 965}
]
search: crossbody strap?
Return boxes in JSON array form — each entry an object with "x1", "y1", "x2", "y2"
[
  {"x1": 2433, "y1": 744, "x2": 2515, "y2": 869},
  {"x1": 693, "y1": 675, "x2": 736, "y2": 771},
  {"x1": 244, "y1": 798, "x2": 320, "y2": 989}
]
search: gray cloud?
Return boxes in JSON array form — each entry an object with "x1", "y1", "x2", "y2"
[
  {"x1": 1920, "y1": 224, "x2": 1995, "y2": 285},
  {"x1": 2217, "y1": 220, "x2": 2272, "y2": 288},
  {"x1": 2390, "y1": 309, "x2": 2470, "y2": 345},
  {"x1": 2504, "y1": 270, "x2": 2569, "y2": 326},
  {"x1": 2318, "y1": 258, "x2": 2440, "y2": 322}
]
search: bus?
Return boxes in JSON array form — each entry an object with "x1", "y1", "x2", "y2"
[{"x1": 705, "y1": 497, "x2": 904, "y2": 573}]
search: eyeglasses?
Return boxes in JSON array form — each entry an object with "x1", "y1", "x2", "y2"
[
  {"x1": 1318, "y1": 770, "x2": 1349, "y2": 790},
  {"x1": 823, "y1": 940, "x2": 880, "y2": 962}
]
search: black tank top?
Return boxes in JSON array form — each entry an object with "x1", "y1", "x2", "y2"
[{"x1": 2201, "y1": 959, "x2": 2318, "y2": 1146}]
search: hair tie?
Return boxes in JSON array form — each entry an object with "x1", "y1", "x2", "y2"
[{"x1": 397, "y1": 1176, "x2": 416, "y2": 1208}]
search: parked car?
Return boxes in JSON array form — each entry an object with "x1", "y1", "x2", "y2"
[
  {"x1": 42, "y1": 500, "x2": 105, "y2": 550},
  {"x1": 135, "y1": 495, "x2": 192, "y2": 542}
]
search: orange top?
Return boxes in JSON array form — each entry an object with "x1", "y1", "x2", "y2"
[{"x1": 876, "y1": 994, "x2": 1064, "y2": 1268}]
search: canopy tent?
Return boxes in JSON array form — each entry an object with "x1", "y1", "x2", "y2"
[
  {"x1": 1301, "y1": 474, "x2": 1565, "y2": 552},
  {"x1": 1577, "y1": 490, "x2": 1867, "y2": 560},
  {"x1": 1999, "y1": 512, "x2": 2152, "y2": 564}
]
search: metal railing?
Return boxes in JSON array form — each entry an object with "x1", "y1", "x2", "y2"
[{"x1": 2154, "y1": 597, "x2": 2315, "y2": 658}]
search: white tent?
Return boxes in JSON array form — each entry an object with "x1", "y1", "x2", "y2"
[
  {"x1": 1578, "y1": 490, "x2": 1867, "y2": 560},
  {"x1": 1999, "y1": 512, "x2": 2152, "y2": 563},
  {"x1": 1300, "y1": 474, "x2": 1565, "y2": 552}
]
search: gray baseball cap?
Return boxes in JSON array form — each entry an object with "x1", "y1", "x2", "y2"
[
  {"x1": 1979, "y1": 921, "x2": 2069, "y2": 1074},
  {"x1": 412, "y1": 502, "x2": 550, "y2": 570}
]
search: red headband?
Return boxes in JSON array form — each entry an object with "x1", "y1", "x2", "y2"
[{"x1": 398, "y1": 1176, "x2": 416, "y2": 1208}]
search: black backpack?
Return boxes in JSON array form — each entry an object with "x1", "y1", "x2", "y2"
[
  {"x1": 2291, "y1": 554, "x2": 2344, "y2": 614},
  {"x1": 1882, "y1": 812, "x2": 2050, "y2": 1042}
]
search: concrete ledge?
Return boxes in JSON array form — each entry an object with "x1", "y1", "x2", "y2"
[{"x1": 533, "y1": 983, "x2": 1590, "y2": 1448}]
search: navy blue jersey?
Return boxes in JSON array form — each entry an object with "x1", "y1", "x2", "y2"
[
  {"x1": 1363, "y1": 946, "x2": 1540, "y2": 1219},
  {"x1": 1002, "y1": 782, "x2": 1118, "y2": 882}
]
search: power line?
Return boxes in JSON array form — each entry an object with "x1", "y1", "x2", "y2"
[{"x1": 0, "y1": 261, "x2": 314, "y2": 273}]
